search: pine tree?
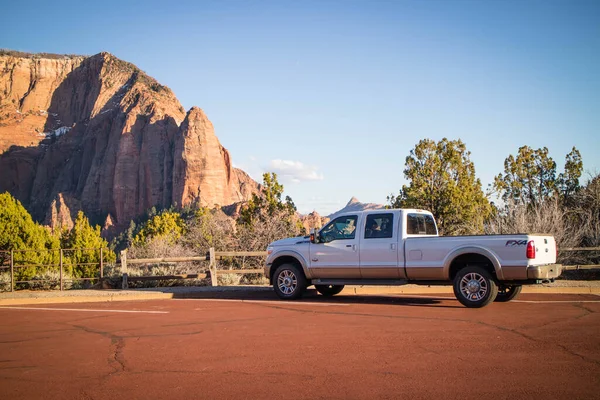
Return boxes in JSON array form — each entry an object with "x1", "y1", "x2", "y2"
[
  {"x1": 132, "y1": 210, "x2": 186, "y2": 245},
  {"x1": 61, "y1": 211, "x2": 115, "y2": 278},
  {"x1": 0, "y1": 192, "x2": 60, "y2": 280},
  {"x1": 388, "y1": 138, "x2": 492, "y2": 235}
]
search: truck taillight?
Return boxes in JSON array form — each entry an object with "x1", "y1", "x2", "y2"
[{"x1": 526, "y1": 240, "x2": 536, "y2": 259}]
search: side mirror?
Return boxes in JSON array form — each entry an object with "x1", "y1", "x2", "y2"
[{"x1": 310, "y1": 229, "x2": 320, "y2": 244}]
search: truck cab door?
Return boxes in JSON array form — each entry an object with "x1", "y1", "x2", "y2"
[
  {"x1": 309, "y1": 215, "x2": 361, "y2": 278},
  {"x1": 360, "y1": 212, "x2": 404, "y2": 278}
]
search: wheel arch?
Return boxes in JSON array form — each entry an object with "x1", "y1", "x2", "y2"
[
  {"x1": 269, "y1": 251, "x2": 309, "y2": 284},
  {"x1": 443, "y1": 246, "x2": 504, "y2": 281}
]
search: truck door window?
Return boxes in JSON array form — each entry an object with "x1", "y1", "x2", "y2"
[
  {"x1": 365, "y1": 213, "x2": 394, "y2": 239},
  {"x1": 319, "y1": 215, "x2": 358, "y2": 243},
  {"x1": 407, "y1": 213, "x2": 438, "y2": 235}
]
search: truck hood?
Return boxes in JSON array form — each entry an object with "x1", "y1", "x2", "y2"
[{"x1": 269, "y1": 236, "x2": 310, "y2": 247}]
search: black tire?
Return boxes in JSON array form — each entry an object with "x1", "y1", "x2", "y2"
[
  {"x1": 495, "y1": 285, "x2": 523, "y2": 302},
  {"x1": 315, "y1": 284, "x2": 345, "y2": 297},
  {"x1": 452, "y1": 266, "x2": 498, "y2": 308},
  {"x1": 273, "y1": 263, "x2": 307, "y2": 300}
]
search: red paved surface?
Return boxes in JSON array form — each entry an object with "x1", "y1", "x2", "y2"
[{"x1": 0, "y1": 292, "x2": 599, "y2": 399}]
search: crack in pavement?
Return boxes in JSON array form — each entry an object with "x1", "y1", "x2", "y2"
[
  {"x1": 0, "y1": 336, "x2": 59, "y2": 344},
  {"x1": 0, "y1": 365, "x2": 37, "y2": 371},
  {"x1": 517, "y1": 310, "x2": 590, "y2": 331},
  {"x1": 573, "y1": 303, "x2": 598, "y2": 315},
  {"x1": 0, "y1": 327, "x2": 78, "y2": 335},
  {"x1": 110, "y1": 337, "x2": 126, "y2": 374},
  {"x1": 69, "y1": 324, "x2": 127, "y2": 376}
]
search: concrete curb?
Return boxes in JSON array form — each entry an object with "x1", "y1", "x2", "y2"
[
  {"x1": 0, "y1": 286, "x2": 273, "y2": 306},
  {"x1": 0, "y1": 284, "x2": 598, "y2": 306},
  {"x1": 0, "y1": 292, "x2": 174, "y2": 305}
]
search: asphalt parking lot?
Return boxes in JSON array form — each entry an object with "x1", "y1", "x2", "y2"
[{"x1": 1, "y1": 291, "x2": 599, "y2": 399}]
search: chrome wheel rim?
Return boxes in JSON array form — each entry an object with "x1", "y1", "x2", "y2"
[
  {"x1": 460, "y1": 272, "x2": 488, "y2": 301},
  {"x1": 277, "y1": 270, "x2": 298, "y2": 295}
]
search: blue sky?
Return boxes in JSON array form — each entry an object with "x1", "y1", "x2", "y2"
[{"x1": 2, "y1": 0, "x2": 599, "y2": 215}]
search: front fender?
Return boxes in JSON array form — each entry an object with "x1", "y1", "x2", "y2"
[
  {"x1": 442, "y1": 246, "x2": 505, "y2": 280},
  {"x1": 267, "y1": 249, "x2": 312, "y2": 281}
]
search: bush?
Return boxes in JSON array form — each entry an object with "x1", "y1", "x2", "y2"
[
  {"x1": 217, "y1": 273, "x2": 242, "y2": 286},
  {"x1": 0, "y1": 272, "x2": 10, "y2": 292}
]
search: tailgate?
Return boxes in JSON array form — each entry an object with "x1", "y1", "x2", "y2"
[{"x1": 530, "y1": 235, "x2": 557, "y2": 265}]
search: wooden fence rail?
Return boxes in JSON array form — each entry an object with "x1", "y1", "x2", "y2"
[{"x1": 119, "y1": 249, "x2": 268, "y2": 289}]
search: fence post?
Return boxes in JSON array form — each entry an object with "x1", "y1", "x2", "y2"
[
  {"x1": 209, "y1": 247, "x2": 217, "y2": 287},
  {"x1": 121, "y1": 250, "x2": 128, "y2": 290},
  {"x1": 100, "y1": 248, "x2": 104, "y2": 280},
  {"x1": 10, "y1": 250, "x2": 14, "y2": 292},
  {"x1": 60, "y1": 249, "x2": 64, "y2": 291}
]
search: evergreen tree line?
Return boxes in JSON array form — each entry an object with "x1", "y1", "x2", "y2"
[
  {"x1": 1, "y1": 139, "x2": 598, "y2": 288},
  {"x1": 388, "y1": 139, "x2": 599, "y2": 265},
  {"x1": 0, "y1": 193, "x2": 115, "y2": 287}
]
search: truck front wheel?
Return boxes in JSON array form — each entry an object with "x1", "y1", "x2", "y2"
[
  {"x1": 495, "y1": 285, "x2": 522, "y2": 302},
  {"x1": 315, "y1": 285, "x2": 345, "y2": 297},
  {"x1": 453, "y1": 266, "x2": 498, "y2": 308},
  {"x1": 273, "y1": 263, "x2": 307, "y2": 300}
]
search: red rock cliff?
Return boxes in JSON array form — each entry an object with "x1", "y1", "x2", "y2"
[
  {"x1": 0, "y1": 51, "x2": 259, "y2": 230},
  {"x1": 172, "y1": 107, "x2": 257, "y2": 208}
]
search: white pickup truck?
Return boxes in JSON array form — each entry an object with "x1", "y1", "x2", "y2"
[{"x1": 265, "y1": 208, "x2": 562, "y2": 308}]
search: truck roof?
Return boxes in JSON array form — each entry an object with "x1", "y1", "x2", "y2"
[{"x1": 333, "y1": 208, "x2": 434, "y2": 217}]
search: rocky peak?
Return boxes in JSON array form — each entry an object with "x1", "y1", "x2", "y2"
[
  {"x1": 0, "y1": 50, "x2": 260, "y2": 234},
  {"x1": 43, "y1": 193, "x2": 79, "y2": 230},
  {"x1": 328, "y1": 197, "x2": 384, "y2": 219},
  {"x1": 347, "y1": 196, "x2": 360, "y2": 206},
  {"x1": 172, "y1": 106, "x2": 256, "y2": 209}
]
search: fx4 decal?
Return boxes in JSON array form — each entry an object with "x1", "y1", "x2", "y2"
[{"x1": 506, "y1": 240, "x2": 527, "y2": 247}]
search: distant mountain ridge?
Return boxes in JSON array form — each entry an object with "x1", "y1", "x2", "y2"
[
  {"x1": 327, "y1": 197, "x2": 384, "y2": 219},
  {"x1": 0, "y1": 50, "x2": 260, "y2": 231}
]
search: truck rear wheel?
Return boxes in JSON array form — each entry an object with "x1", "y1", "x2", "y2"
[
  {"x1": 273, "y1": 263, "x2": 306, "y2": 300},
  {"x1": 495, "y1": 285, "x2": 522, "y2": 302},
  {"x1": 315, "y1": 285, "x2": 345, "y2": 297},
  {"x1": 453, "y1": 266, "x2": 498, "y2": 308}
]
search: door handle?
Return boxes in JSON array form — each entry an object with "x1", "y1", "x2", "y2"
[
  {"x1": 391, "y1": 243, "x2": 396, "y2": 250},
  {"x1": 346, "y1": 245, "x2": 352, "y2": 247},
  {"x1": 312, "y1": 258, "x2": 318, "y2": 262}
]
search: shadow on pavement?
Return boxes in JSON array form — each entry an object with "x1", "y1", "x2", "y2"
[{"x1": 169, "y1": 288, "x2": 460, "y2": 308}]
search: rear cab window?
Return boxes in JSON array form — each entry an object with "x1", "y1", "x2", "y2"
[
  {"x1": 406, "y1": 213, "x2": 438, "y2": 235},
  {"x1": 364, "y1": 213, "x2": 394, "y2": 239}
]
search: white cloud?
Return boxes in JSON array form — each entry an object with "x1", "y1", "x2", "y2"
[{"x1": 268, "y1": 159, "x2": 324, "y2": 184}]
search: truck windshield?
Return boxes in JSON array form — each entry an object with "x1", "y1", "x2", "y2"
[
  {"x1": 407, "y1": 213, "x2": 437, "y2": 235},
  {"x1": 320, "y1": 215, "x2": 358, "y2": 242}
]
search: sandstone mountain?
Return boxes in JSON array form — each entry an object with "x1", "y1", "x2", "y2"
[
  {"x1": 299, "y1": 211, "x2": 329, "y2": 233},
  {"x1": 327, "y1": 197, "x2": 384, "y2": 219},
  {"x1": 0, "y1": 50, "x2": 259, "y2": 231}
]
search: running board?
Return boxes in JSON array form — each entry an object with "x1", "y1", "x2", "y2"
[{"x1": 311, "y1": 279, "x2": 409, "y2": 286}]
